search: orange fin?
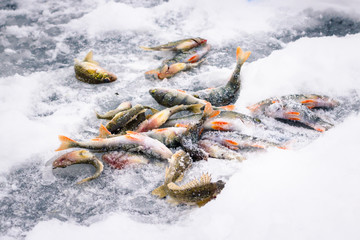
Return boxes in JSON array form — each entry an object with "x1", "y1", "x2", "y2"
[
  {"x1": 153, "y1": 128, "x2": 168, "y2": 133},
  {"x1": 175, "y1": 123, "x2": 189, "y2": 128},
  {"x1": 55, "y1": 135, "x2": 78, "y2": 151},
  {"x1": 287, "y1": 117, "x2": 301, "y2": 121},
  {"x1": 98, "y1": 124, "x2": 112, "y2": 138},
  {"x1": 177, "y1": 89, "x2": 186, "y2": 93},
  {"x1": 236, "y1": 46, "x2": 251, "y2": 64},
  {"x1": 125, "y1": 131, "x2": 142, "y2": 141},
  {"x1": 211, "y1": 126, "x2": 227, "y2": 131},
  {"x1": 224, "y1": 139, "x2": 238, "y2": 146},
  {"x1": 91, "y1": 138, "x2": 105, "y2": 142},
  {"x1": 211, "y1": 121, "x2": 229, "y2": 126},
  {"x1": 187, "y1": 55, "x2": 198, "y2": 63},
  {"x1": 219, "y1": 105, "x2": 235, "y2": 111},
  {"x1": 286, "y1": 111, "x2": 300, "y2": 116},
  {"x1": 210, "y1": 110, "x2": 220, "y2": 118}
]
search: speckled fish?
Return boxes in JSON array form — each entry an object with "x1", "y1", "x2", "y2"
[
  {"x1": 247, "y1": 94, "x2": 340, "y2": 114},
  {"x1": 260, "y1": 100, "x2": 333, "y2": 132},
  {"x1": 152, "y1": 150, "x2": 192, "y2": 198},
  {"x1": 163, "y1": 110, "x2": 262, "y2": 134},
  {"x1": 145, "y1": 59, "x2": 206, "y2": 80},
  {"x1": 135, "y1": 104, "x2": 202, "y2": 132},
  {"x1": 140, "y1": 37, "x2": 207, "y2": 51},
  {"x1": 201, "y1": 131, "x2": 287, "y2": 150},
  {"x1": 106, "y1": 104, "x2": 158, "y2": 133},
  {"x1": 95, "y1": 101, "x2": 132, "y2": 120},
  {"x1": 143, "y1": 127, "x2": 187, "y2": 147},
  {"x1": 102, "y1": 151, "x2": 150, "y2": 169},
  {"x1": 191, "y1": 46, "x2": 251, "y2": 106},
  {"x1": 198, "y1": 139, "x2": 245, "y2": 161},
  {"x1": 52, "y1": 150, "x2": 104, "y2": 184},
  {"x1": 179, "y1": 102, "x2": 215, "y2": 161},
  {"x1": 55, "y1": 131, "x2": 173, "y2": 161},
  {"x1": 149, "y1": 87, "x2": 235, "y2": 111},
  {"x1": 166, "y1": 173, "x2": 225, "y2": 207},
  {"x1": 74, "y1": 50, "x2": 117, "y2": 84}
]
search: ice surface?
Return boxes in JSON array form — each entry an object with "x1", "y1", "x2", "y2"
[{"x1": 0, "y1": 0, "x2": 360, "y2": 239}]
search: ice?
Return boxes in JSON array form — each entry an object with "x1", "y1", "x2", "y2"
[{"x1": 1, "y1": 0, "x2": 360, "y2": 239}]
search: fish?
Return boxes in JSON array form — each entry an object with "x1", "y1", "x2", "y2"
[
  {"x1": 145, "y1": 59, "x2": 206, "y2": 80},
  {"x1": 162, "y1": 43, "x2": 211, "y2": 65},
  {"x1": 98, "y1": 124, "x2": 187, "y2": 148},
  {"x1": 198, "y1": 139, "x2": 246, "y2": 161},
  {"x1": 135, "y1": 104, "x2": 203, "y2": 132},
  {"x1": 142, "y1": 127, "x2": 187, "y2": 147},
  {"x1": 191, "y1": 46, "x2": 251, "y2": 106},
  {"x1": 52, "y1": 150, "x2": 104, "y2": 184},
  {"x1": 201, "y1": 131, "x2": 288, "y2": 150},
  {"x1": 260, "y1": 100, "x2": 334, "y2": 132},
  {"x1": 163, "y1": 110, "x2": 262, "y2": 133},
  {"x1": 105, "y1": 104, "x2": 158, "y2": 133},
  {"x1": 95, "y1": 101, "x2": 132, "y2": 120},
  {"x1": 149, "y1": 87, "x2": 236, "y2": 111},
  {"x1": 166, "y1": 173, "x2": 225, "y2": 207},
  {"x1": 247, "y1": 94, "x2": 340, "y2": 113},
  {"x1": 74, "y1": 50, "x2": 117, "y2": 84},
  {"x1": 102, "y1": 151, "x2": 150, "y2": 169},
  {"x1": 55, "y1": 131, "x2": 173, "y2": 161},
  {"x1": 140, "y1": 37, "x2": 207, "y2": 51},
  {"x1": 152, "y1": 150, "x2": 192, "y2": 198},
  {"x1": 179, "y1": 102, "x2": 215, "y2": 161}
]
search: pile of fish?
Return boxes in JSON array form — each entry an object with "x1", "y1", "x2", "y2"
[{"x1": 54, "y1": 37, "x2": 340, "y2": 207}]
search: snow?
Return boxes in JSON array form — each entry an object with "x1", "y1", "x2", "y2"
[{"x1": 0, "y1": 0, "x2": 360, "y2": 239}]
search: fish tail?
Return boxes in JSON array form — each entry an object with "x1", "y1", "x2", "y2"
[
  {"x1": 98, "y1": 124, "x2": 112, "y2": 138},
  {"x1": 203, "y1": 102, "x2": 215, "y2": 118},
  {"x1": 188, "y1": 104, "x2": 203, "y2": 114},
  {"x1": 151, "y1": 185, "x2": 168, "y2": 198},
  {"x1": 83, "y1": 50, "x2": 99, "y2": 65},
  {"x1": 236, "y1": 47, "x2": 251, "y2": 65},
  {"x1": 55, "y1": 135, "x2": 78, "y2": 151}
]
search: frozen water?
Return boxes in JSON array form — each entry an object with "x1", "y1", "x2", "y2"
[{"x1": 0, "y1": 0, "x2": 360, "y2": 239}]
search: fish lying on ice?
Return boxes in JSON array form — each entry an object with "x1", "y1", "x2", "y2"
[
  {"x1": 95, "y1": 101, "x2": 132, "y2": 120},
  {"x1": 152, "y1": 150, "x2": 192, "y2": 198},
  {"x1": 247, "y1": 94, "x2": 340, "y2": 113},
  {"x1": 149, "y1": 87, "x2": 235, "y2": 111},
  {"x1": 198, "y1": 139, "x2": 246, "y2": 161},
  {"x1": 74, "y1": 50, "x2": 117, "y2": 84},
  {"x1": 191, "y1": 46, "x2": 251, "y2": 106},
  {"x1": 105, "y1": 104, "x2": 158, "y2": 133},
  {"x1": 251, "y1": 100, "x2": 333, "y2": 132},
  {"x1": 140, "y1": 37, "x2": 207, "y2": 52},
  {"x1": 201, "y1": 131, "x2": 287, "y2": 150},
  {"x1": 162, "y1": 43, "x2": 211, "y2": 65},
  {"x1": 166, "y1": 173, "x2": 225, "y2": 207},
  {"x1": 135, "y1": 104, "x2": 202, "y2": 132},
  {"x1": 145, "y1": 59, "x2": 206, "y2": 80},
  {"x1": 162, "y1": 110, "x2": 262, "y2": 134},
  {"x1": 52, "y1": 150, "x2": 103, "y2": 184},
  {"x1": 56, "y1": 131, "x2": 173, "y2": 161}
]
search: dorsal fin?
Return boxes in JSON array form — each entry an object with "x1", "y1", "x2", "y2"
[
  {"x1": 83, "y1": 50, "x2": 100, "y2": 65},
  {"x1": 199, "y1": 172, "x2": 211, "y2": 185}
]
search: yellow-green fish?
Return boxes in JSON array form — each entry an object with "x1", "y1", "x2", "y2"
[
  {"x1": 166, "y1": 173, "x2": 225, "y2": 207},
  {"x1": 135, "y1": 104, "x2": 202, "y2": 132},
  {"x1": 74, "y1": 50, "x2": 117, "y2": 84},
  {"x1": 140, "y1": 37, "x2": 207, "y2": 52},
  {"x1": 52, "y1": 150, "x2": 104, "y2": 184},
  {"x1": 152, "y1": 150, "x2": 192, "y2": 198},
  {"x1": 95, "y1": 101, "x2": 132, "y2": 120}
]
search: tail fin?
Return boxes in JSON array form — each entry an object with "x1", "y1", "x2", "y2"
[
  {"x1": 98, "y1": 124, "x2": 112, "y2": 138},
  {"x1": 188, "y1": 104, "x2": 203, "y2": 114},
  {"x1": 151, "y1": 185, "x2": 168, "y2": 198},
  {"x1": 236, "y1": 47, "x2": 251, "y2": 65},
  {"x1": 203, "y1": 102, "x2": 215, "y2": 118},
  {"x1": 55, "y1": 135, "x2": 78, "y2": 151},
  {"x1": 217, "y1": 105, "x2": 235, "y2": 111}
]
